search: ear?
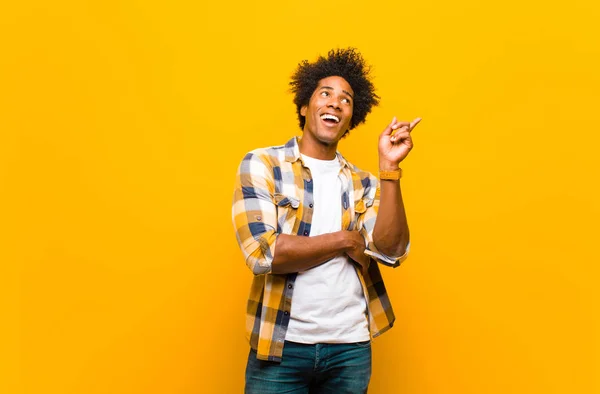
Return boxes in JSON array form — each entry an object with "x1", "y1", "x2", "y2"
[{"x1": 300, "y1": 105, "x2": 307, "y2": 117}]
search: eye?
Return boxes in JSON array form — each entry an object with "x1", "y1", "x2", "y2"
[
  {"x1": 341, "y1": 98, "x2": 351, "y2": 104},
  {"x1": 320, "y1": 91, "x2": 329, "y2": 97}
]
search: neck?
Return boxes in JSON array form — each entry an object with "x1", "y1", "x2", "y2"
[{"x1": 298, "y1": 134, "x2": 338, "y2": 160}]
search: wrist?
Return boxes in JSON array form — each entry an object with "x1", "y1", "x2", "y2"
[
  {"x1": 339, "y1": 231, "x2": 358, "y2": 252},
  {"x1": 379, "y1": 160, "x2": 399, "y2": 171},
  {"x1": 337, "y1": 231, "x2": 351, "y2": 252}
]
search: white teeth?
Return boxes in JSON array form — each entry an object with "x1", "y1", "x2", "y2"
[{"x1": 320, "y1": 114, "x2": 340, "y2": 123}]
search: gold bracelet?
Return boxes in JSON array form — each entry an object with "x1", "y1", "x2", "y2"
[{"x1": 379, "y1": 169, "x2": 402, "y2": 180}]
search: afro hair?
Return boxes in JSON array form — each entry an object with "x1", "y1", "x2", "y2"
[{"x1": 289, "y1": 48, "x2": 380, "y2": 133}]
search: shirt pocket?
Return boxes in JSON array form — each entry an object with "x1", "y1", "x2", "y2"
[
  {"x1": 273, "y1": 193, "x2": 300, "y2": 234},
  {"x1": 352, "y1": 196, "x2": 374, "y2": 231},
  {"x1": 354, "y1": 199, "x2": 367, "y2": 214}
]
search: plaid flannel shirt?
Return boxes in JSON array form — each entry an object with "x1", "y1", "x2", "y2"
[{"x1": 232, "y1": 137, "x2": 409, "y2": 362}]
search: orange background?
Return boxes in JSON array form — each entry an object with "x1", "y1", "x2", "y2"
[{"x1": 2, "y1": 1, "x2": 599, "y2": 393}]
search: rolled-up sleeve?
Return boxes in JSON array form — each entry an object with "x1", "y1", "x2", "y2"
[
  {"x1": 232, "y1": 152, "x2": 279, "y2": 275},
  {"x1": 358, "y1": 174, "x2": 409, "y2": 268}
]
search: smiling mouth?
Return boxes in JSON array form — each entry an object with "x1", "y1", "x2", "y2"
[{"x1": 320, "y1": 113, "x2": 340, "y2": 125}]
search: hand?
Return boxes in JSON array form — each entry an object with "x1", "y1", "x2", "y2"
[
  {"x1": 344, "y1": 230, "x2": 370, "y2": 276},
  {"x1": 378, "y1": 117, "x2": 422, "y2": 170}
]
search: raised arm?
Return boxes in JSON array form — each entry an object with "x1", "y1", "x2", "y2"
[{"x1": 372, "y1": 117, "x2": 421, "y2": 257}]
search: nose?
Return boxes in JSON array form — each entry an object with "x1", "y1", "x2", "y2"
[{"x1": 327, "y1": 96, "x2": 341, "y2": 111}]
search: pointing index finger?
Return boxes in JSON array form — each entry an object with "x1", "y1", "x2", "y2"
[{"x1": 409, "y1": 117, "x2": 422, "y2": 131}]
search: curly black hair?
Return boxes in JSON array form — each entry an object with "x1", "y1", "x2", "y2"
[{"x1": 290, "y1": 48, "x2": 380, "y2": 133}]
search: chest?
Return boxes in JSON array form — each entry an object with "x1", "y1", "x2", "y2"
[{"x1": 272, "y1": 164, "x2": 370, "y2": 235}]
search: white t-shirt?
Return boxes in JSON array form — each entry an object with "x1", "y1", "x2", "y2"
[{"x1": 285, "y1": 154, "x2": 370, "y2": 344}]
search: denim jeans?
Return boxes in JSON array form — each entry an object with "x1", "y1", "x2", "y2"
[{"x1": 245, "y1": 340, "x2": 372, "y2": 394}]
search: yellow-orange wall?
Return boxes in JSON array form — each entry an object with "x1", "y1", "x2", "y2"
[{"x1": 2, "y1": 1, "x2": 599, "y2": 393}]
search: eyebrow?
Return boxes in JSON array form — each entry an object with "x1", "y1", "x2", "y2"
[{"x1": 320, "y1": 86, "x2": 354, "y2": 99}]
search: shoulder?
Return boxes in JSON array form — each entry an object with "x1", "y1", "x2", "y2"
[
  {"x1": 340, "y1": 154, "x2": 379, "y2": 201},
  {"x1": 237, "y1": 143, "x2": 288, "y2": 175},
  {"x1": 245, "y1": 143, "x2": 287, "y2": 162},
  {"x1": 340, "y1": 154, "x2": 378, "y2": 185}
]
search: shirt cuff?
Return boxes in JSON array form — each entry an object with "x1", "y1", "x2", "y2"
[
  {"x1": 364, "y1": 241, "x2": 410, "y2": 268},
  {"x1": 245, "y1": 231, "x2": 278, "y2": 275}
]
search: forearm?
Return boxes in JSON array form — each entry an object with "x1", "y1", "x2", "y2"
[
  {"x1": 271, "y1": 232, "x2": 351, "y2": 274},
  {"x1": 372, "y1": 178, "x2": 410, "y2": 257}
]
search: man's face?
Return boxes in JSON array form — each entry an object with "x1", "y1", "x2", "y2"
[{"x1": 300, "y1": 76, "x2": 354, "y2": 146}]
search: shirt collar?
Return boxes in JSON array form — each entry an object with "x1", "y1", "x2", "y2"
[{"x1": 284, "y1": 136, "x2": 351, "y2": 169}]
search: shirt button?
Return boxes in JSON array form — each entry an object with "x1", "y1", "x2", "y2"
[
  {"x1": 303, "y1": 230, "x2": 309, "y2": 236},
  {"x1": 309, "y1": 203, "x2": 313, "y2": 208},
  {"x1": 284, "y1": 311, "x2": 289, "y2": 316},
  {"x1": 288, "y1": 284, "x2": 293, "y2": 289}
]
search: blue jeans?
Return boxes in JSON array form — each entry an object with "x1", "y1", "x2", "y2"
[{"x1": 245, "y1": 341, "x2": 372, "y2": 393}]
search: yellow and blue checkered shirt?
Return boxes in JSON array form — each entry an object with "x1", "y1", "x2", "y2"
[{"x1": 232, "y1": 137, "x2": 408, "y2": 362}]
